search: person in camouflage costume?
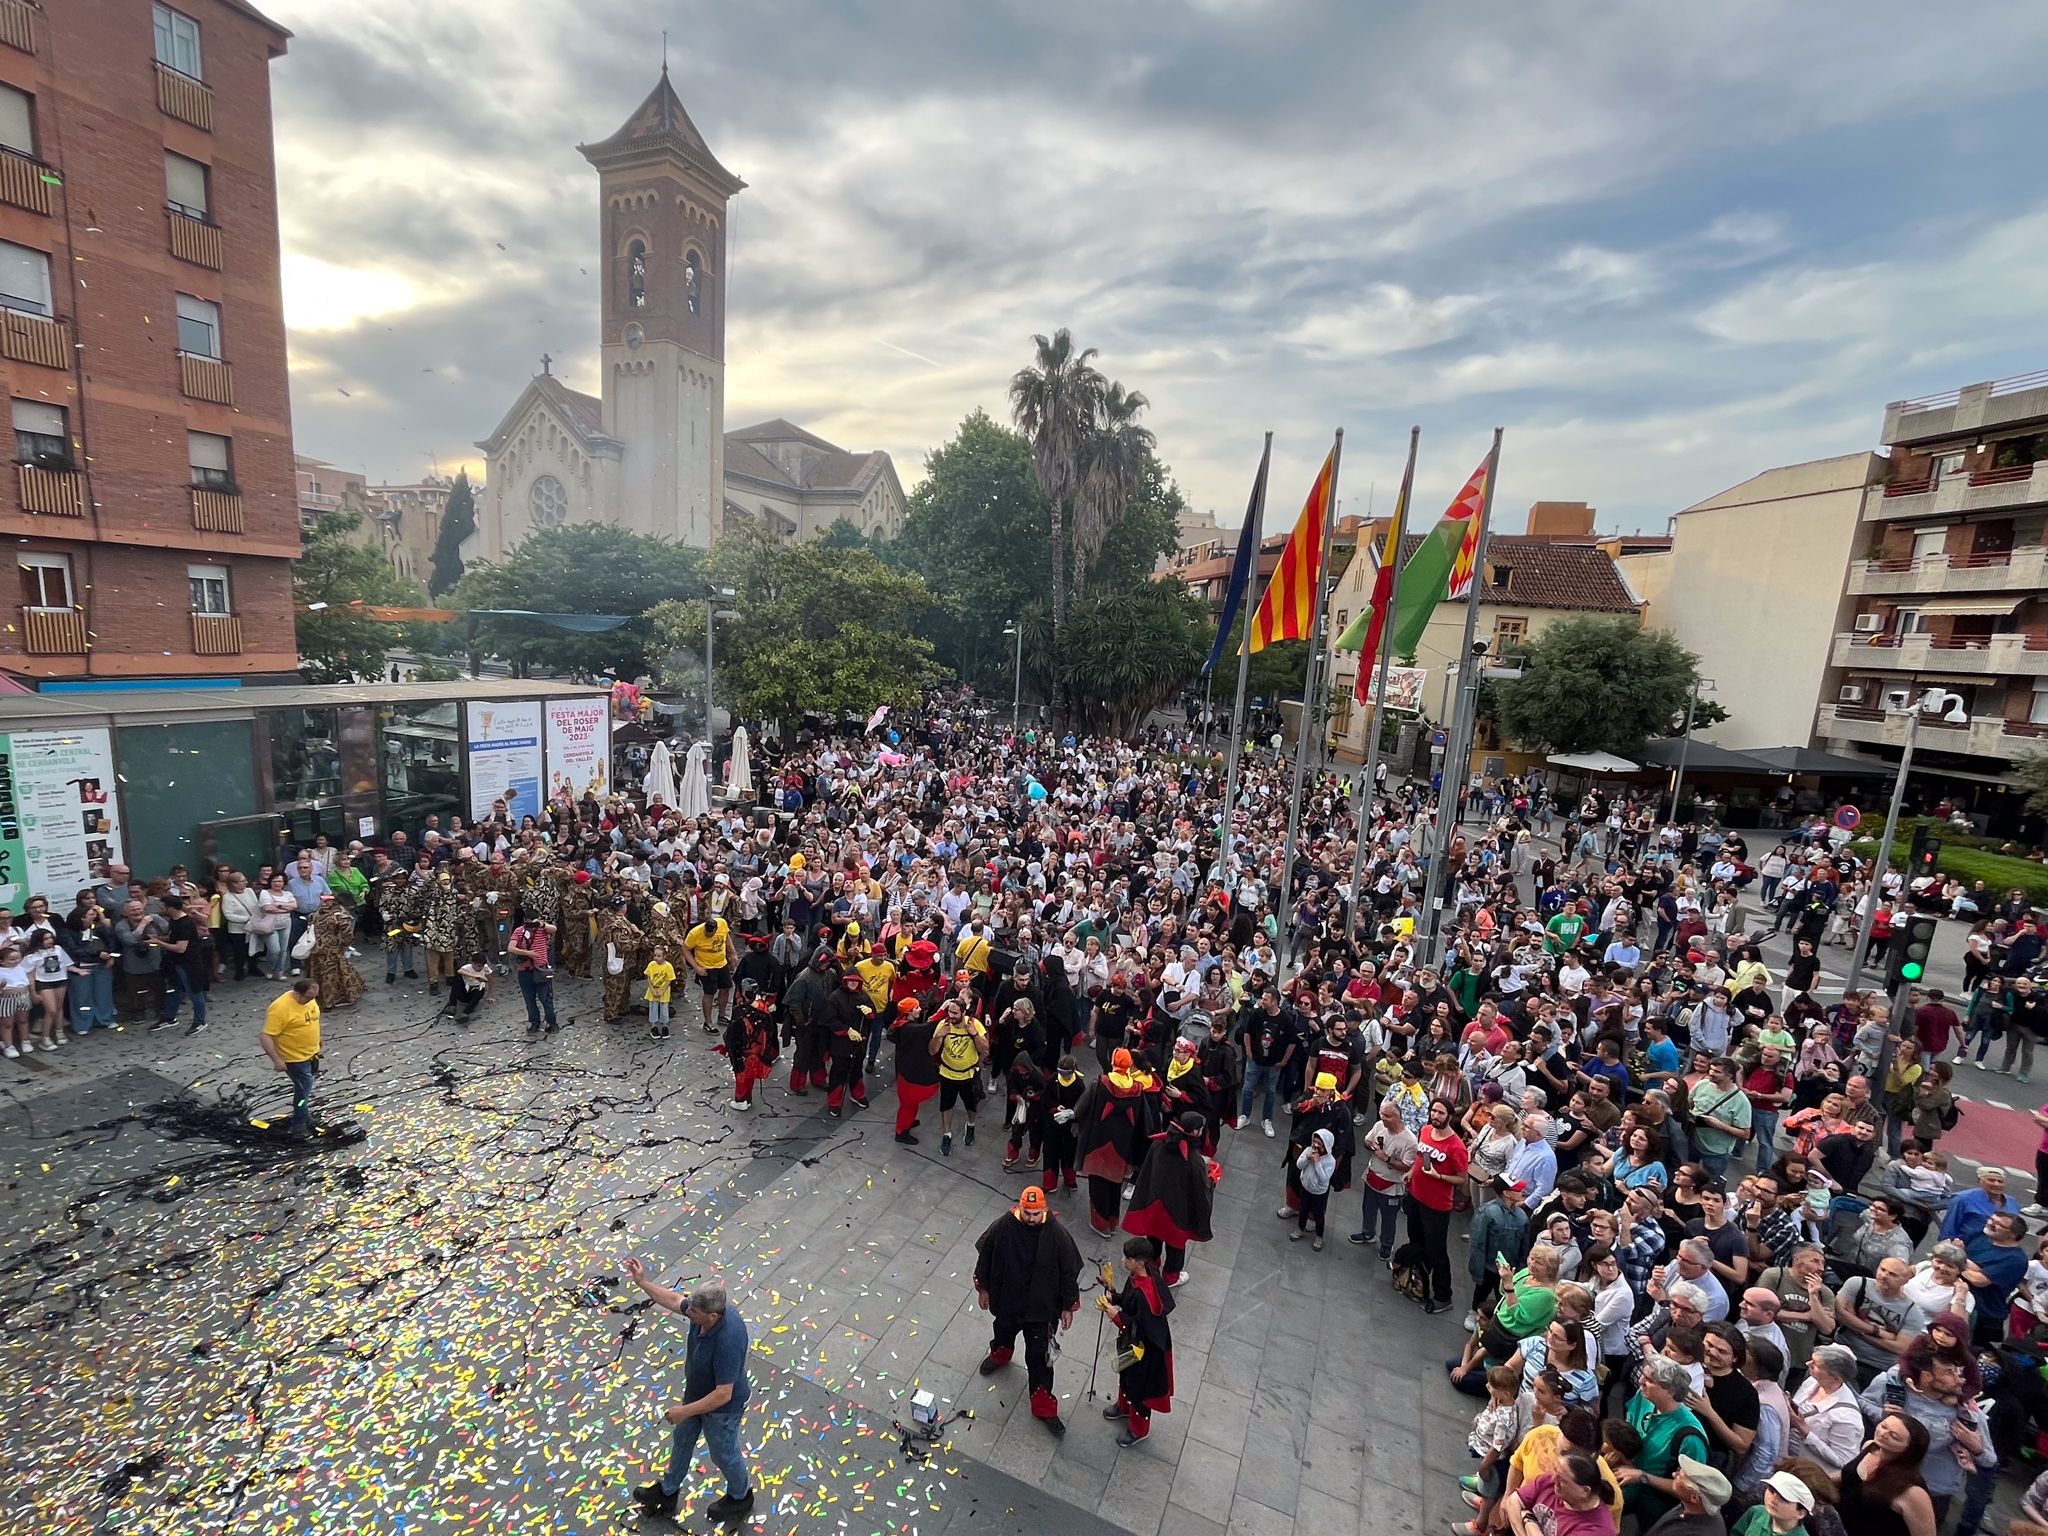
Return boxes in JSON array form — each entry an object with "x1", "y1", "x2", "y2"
[
  {"x1": 305, "y1": 893, "x2": 366, "y2": 1009},
  {"x1": 420, "y1": 871, "x2": 469, "y2": 989},
  {"x1": 559, "y1": 870, "x2": 595, "y2": 979},
  {"x1": 382, "y1": 863, "x2": 427, "y2": 983},
  {"x1": 600, "y1": 899, "x2": 643, "y2": 1022}
]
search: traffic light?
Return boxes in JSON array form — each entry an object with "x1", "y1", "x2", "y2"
[
  {"x1": 1908, "y1": 825, "x2": 1942, "y2": 881},
  {"x1": 1888, "y1": 913, "x2": 1938, "y2": 989}
]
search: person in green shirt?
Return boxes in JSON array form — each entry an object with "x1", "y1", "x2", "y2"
[
  {"x1": 1447, "y1": 1242, "x2": 1561, "y2": 1393},
  {"x1": 328, "y1": 852, "x2": 369, "y2": 915},
  {"x1": 1618, "y1": 1356, "x2": 1711, "y2": 1522},
  {"x1": 1687, "y1": 1056, "x2": 1754, "y2": 1180},
  {"x1": 1732, "y1": 1471, "x2": 1813, "y2": 1536},
  {"x1": 1545, "y1": 903, "x2": 1588, "y2": 954}
]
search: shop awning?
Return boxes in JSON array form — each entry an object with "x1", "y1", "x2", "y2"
[
  {"x1": 1637, "y1": 738, "x2": 1776, "y2": 773},
  {"x1": 1546, "y1": 751, "x2": 1639, "y2": 774},
  {"x1": 1743, "y1": 746, "x2": 1892, "y2": 776},
  {"x1": 1915, "y1": 597, "x2": 2024, "y2": 617}
]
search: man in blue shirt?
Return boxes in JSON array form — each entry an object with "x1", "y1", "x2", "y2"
[
  {"x1": 625, "y1": 1263, "x2": 754, "y2": 1523},
  {"x1": 283, "y1": 853, "x2": 330, "y2": 972},
  {"x1": 1964, "y1": 1212, "x2": 2030, "y2": 1345},
  {"x1": 1941, "y1": 1166, "x2": 2022, "y2": 1245}
]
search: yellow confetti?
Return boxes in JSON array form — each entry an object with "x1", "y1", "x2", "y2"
[
  {"x1": 250, "y1": 1118, "x2": 270, "y2": 1129},
  {"x1": 353, "y1": 1103, "x2": 375, "y2": 1114},
  {"x1": 165, "y1": 1176, "x2": 180, "y2": 1188}
]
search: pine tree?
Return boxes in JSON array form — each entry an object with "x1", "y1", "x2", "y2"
[{"x1": 429, "y1": 471, "x2": 477, "y2": 596}]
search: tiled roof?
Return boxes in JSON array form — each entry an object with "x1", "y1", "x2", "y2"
[
  {"x1": 724, "y1": 439, "x2": 795, "y2": 488},
  {"x1": 1393, "y1": 532, "x2": 1639, "y2": 613},
  {"x1": 536, "y1": 375, "x2": 605, "y2": 440},
  {"x1": 728, "y1": 418, "x2": 841, "y2": 452},
  {"x1": 578, "y1": 70, "x2": 744, "y2": 194},
  {"x1": 803, "y1": 449, "x2": 885, "y2": 492}
]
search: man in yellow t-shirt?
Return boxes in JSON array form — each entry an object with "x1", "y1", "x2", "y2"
[
  {"x1": 930, "y1": 999, "x2": 988, "y2": 1157},
  {"x1": 683, "y1": 915, "x2": 735, "y2": 1036},
  {"x1": 854, "y1": 946, "x2": 898, "y2": 1073},
  {"x1": 260, "y1": 978, "x2": 322, "y2": 1137}
]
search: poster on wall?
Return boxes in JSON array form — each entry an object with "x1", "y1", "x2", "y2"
[
  {"x1": 0, "y1": 728, "x2": 124, "y2": 910},
  {"x1": 544, "y1": 698, "x2": 611, "y2": 804},
  {"x1": 1366, "y1": 665, "x2": 1428, "y2": 713},
  {"x1": 465, "y1": 702, "x2": 543, "y2": 822}
]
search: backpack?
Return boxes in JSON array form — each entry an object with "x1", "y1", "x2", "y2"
[
  {"x1": 1941, "y1": 1099, "x2": 1962, "y2": 1132},
  {"x1": 1390, "y1": 1254, "x2": 1427, "y2": 1302}
]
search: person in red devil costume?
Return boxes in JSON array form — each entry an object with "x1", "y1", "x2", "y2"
[
  {"x1": 889, "y1": 997, "x2": 939, "y2": 1143},
  {"x1": 721, "y1": 992, "x2": 778, "y2": 1111},
  {"x1": 1073, "y1": 1048, "x2": 1157, "y2": 1235},
  {"x1": 1123, "y1": 1108, "x2": 1220, "y2": 1288},
  {"x1": 974, "y1": 1184, "x2": 1082, "y2": 1438},
  {"x1": 1099, "y1": 1236, "x2": 1175, "y2": 1446}
]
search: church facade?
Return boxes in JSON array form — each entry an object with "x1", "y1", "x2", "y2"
[{"x1": 470, "y1": 71, "x2": 904, "y2": 561}]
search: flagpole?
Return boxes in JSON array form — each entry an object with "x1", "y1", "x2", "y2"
[
  {"x1": 1214, "y1": 433, "x2": 1272, "y2": 889},
  {"x1": 1419, "y1": 426, "x2": 1504, "y2": 970},
  {"x1": 1277, "y1": 429, "x2": 1343, "y2": 970},
  {"x1": 1350, "y1": 427, "x2": 1419, "y2": 921}
]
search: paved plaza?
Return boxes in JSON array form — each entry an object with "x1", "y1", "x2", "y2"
[{"x1": 0, "y1": 970, "x2": 1476, "y2": 1536}]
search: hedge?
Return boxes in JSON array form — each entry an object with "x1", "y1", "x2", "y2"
[{"x1": 1842, "y1": 830, "x2": 2048, "y2": 906}]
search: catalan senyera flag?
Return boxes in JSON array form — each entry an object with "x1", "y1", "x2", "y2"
[
  {"x1": 1332, "y1": 480, "x2": 1410, "y2": 699},
  {"x1": 1387, "y1": 453, "x2": 1491, "y2": 660},
  {"x1": 1247, "y1": 444, "x2": 1337, "y2": 654}
]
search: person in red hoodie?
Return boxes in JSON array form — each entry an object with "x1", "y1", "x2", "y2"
[
  {"x1": 720, "y1": 993, "x2": 778, "y2": 1111},
  {"x1": 1404, "y1": 1096, "x2": 1471, "y2": 1315}
]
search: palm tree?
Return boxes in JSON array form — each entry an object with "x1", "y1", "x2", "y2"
[
  {"x1": 1008, "y1": 329, "x2": 1104, "y2": 631},
  {"x1": 1073, "y1": 381, "x2": 1154, "y2": 593}
]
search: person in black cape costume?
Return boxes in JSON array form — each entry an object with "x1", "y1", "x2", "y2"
[
  {"x1": 973, "y1": 1183, "x2": 1083, "y2": 1436},
  {"x1": 1100, "y1": 1236, "x2": 1175, "y2": 1446},
  {"x1": 1074, "y1": 1048, "x2": 1158, "y2": 1235},
  {"x1": 1123, "y1": 1109, "x2": 1220, "y2": 1287}
]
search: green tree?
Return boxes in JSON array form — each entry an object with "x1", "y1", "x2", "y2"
[
  {"x1": 428, "y1": 470, "x2": 476, "y2": 596},
  {"x1": 1074, "y1": 380, "x2": 1155, "y2": 591},
  {"x1": 816, "y1": 516, "x2": 870, "y2": 551},
  {"x1": 1009, "y1": 329, "x2": 1105, "y2": 630},
  {"x1": 1050, "y1": 581, "x2": 1210, "y2": 735},
  {"x1": 896, "y1": 411, "x2": 1053, "y2": 688},
  {"x1": 1491, "y1": 615, "x2": 1704, "y2": 756},
  {"x1": 294, "y1": 510, "x2": 427, "y2": 683},
  {"x1": 450, "y1": 524, "x2": 702, "y2": 678},
  {"x1": 1090, "y1": 452, "x2": 1181, "y2": 593},
  {"x1": 652, "y1": 527, "x2": 946, "y2": 726},
  {"x1": 2018, "y1": 753, "x2": 2048, "y2": 819}
]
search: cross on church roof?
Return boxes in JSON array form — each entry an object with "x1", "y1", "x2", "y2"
[{"x1": 540, "y1": 353, "x2": 552, "y2": 376}]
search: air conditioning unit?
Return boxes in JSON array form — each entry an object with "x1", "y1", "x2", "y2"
[
  {"x1": 1853, "y1": 614, "x2": 1886, "y2": 633},
  {"x1": 1838, "y1": 685, "x2": 1865, "y2": 704},
  {"x1": 1883, "y1": 689, "x2": 1912, "y2": 711}
]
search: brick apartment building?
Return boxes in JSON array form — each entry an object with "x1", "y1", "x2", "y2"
[
  {"x1": 1817, "y1": 372, "x2": 2048, "y2": 775},
  {"x1": 0, "y1": 0, "x2": 297, "y2": 687}
]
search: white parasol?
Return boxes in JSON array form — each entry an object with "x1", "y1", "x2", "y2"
[
  {"x1": 642, "y1": 738, "x2": 679, "y2": 808},
  {"x1": 726, "y1": 725, "x2": 754, "y2": 798},
  {"x1": 678, "y1": 741, "x2": 711, "y2": 819}
]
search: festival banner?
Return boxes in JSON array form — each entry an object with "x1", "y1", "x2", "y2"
[
  {"x1": 0, "y1": 727, "x2": 123, "y2": 910},
  {"x1": 465, "y1": 701, "x2": 543, "y2": 822},
  {"x1": 1365, "y1": 665, "x2": 1428, "y2": 713},
  {"x1": 544, "y1": 697, "x2": 611, "y2": 803}
]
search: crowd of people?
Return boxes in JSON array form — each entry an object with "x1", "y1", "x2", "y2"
[{"x1": 15, "y1": 690, "x2": 2048, "y2": 1535}]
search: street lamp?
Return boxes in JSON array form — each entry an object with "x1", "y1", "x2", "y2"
[
  {"x1": 1842, "y1": 687, "x2": 1967, "y2": 1000},
  {"x1": 705, "y1": 586, "x2": 737, "y2": 741},
  {"x1": 1667, "y1": 677, "x2": 1718, "y2": 823},
  {"x1": 1002, "y1": 620, "x2": 1022, "y2": 731}
]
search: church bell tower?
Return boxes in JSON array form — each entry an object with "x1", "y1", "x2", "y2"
[{"x1": 578, "y1": 67, "x2": 745, "y2": 548}]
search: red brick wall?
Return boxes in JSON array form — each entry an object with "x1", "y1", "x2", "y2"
[{"x1": 0, "y1": 0, "x2": 298, "y2": 680}]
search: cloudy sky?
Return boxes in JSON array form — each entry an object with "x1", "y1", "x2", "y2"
[{"x1": 269, "y1": 0, "x2": 2048, "y2": 532}]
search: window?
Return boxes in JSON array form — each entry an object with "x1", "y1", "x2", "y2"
[
  {"x1": 1910, "y1": 527, "x2": 1948, "y2": 563},
  {"x1": 1335, "y1": 609, "x2": 1349, "y2": 633},
  {"x1": 626, "y1": 240, "x2": 647, "y2": 308},
  {"x1": 529, "y1": 474, "x2": 568, "y2": 528},
  {"x1": 1931, "y1": 451, "x2": 1967, "y2": 487},
  {"x1": 1894, "y1": 608, "x2": 1927, "y2": 635},
  {"x1": 188, "y1": 429, "x2": 233, "y2": 489},
  {"x1": 19, "y1": 552, "x2": 71, "y2": 610},
  {"x1": 1492, "y1": 615, "x2": 1529, "y2": 652},
  {"x1": 2032, "y1": 686, "x2": 2048, "y2": 727},
  {"x1": 685, "y1": 250, "x2": 701, "y2": 315},
  {"x1": 165, "y1": 152, "x2": 209, "y2": 220},
  {"x1": 0, "y1": 85, "x2": 33, "y2": 159},
  {"x1": 188, "y1": 562, "x2": 230, "y2": 615},
  {"x1": 153, "y1": 4, "x2": 203, "y2": 81},
  {"x1": 0, "y1": 240, "x2": 51, "y2": 317},
  {"x1": 12, "y1": 400, "x2": 67, "y2": 467},
  {"x1": 175, "y1": 292, "x2": 220, "y2": 357}
]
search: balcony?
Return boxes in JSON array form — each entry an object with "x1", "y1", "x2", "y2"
[
  {"x1": 190, "y1": 486, "x2": 243, "y2": 533},
  {"x1": 167, "y1": 209, "x2": 222, "y2": 270},
  {"x1": 1, "y1": 309, "x2": 69, "y2": 370},
  {"x1": 0, "y1": 0, "x2": 35, "y2": 55},
  {"x1": 16, "y1": 461, "x2": 83, "y2": 517},
  {"x1": 1885, "y1": 373, "x2": 2048, "y2": 449},
  {"x1": 1846, "y1": 546, "x2": 2048, "y2": 596},
  {"x1": 1862, "y1": 460, "x2": 2048, "y2": 523},
  {"x1": 1831, "y1": 630, "x2": 2048, "y2": 677},
  {"x1": 179, "y1": 351, "x2": 233, "y2": 404},
  {"x1": 19, "y1": 607, "x2": 85, "y2": 654},
  {"x1": 1819, "y1": 704, "x2": 2043, "y2": 761},
  {"x1": 0, "y1": 148, "x2": 52, "y2": 215},
  {"x1": 154, "y1": 62, "x2": 212, "y2": 131},
  {"x1": 190, "y1": 612, "x2": 241, "y2": 655}
]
